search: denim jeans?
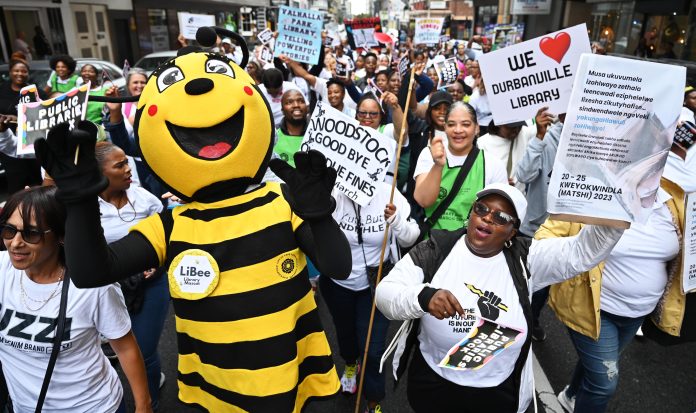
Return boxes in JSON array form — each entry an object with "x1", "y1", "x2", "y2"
[
  {"x1": 130, "y1": 270, "x2": 170, "y2": 409},
  {"x1": 319, "y1": 276, "x2": 390, "y2": 403},
  {"x1": 566, "y1": 310, "x2": 644, "y2": 413}
]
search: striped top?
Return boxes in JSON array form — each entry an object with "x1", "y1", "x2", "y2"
[{"x1": 132, "y1": 182, "x2": 340, "y2": 411}]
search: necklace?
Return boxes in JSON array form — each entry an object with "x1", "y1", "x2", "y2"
[
  {"x1": 117, "y1": 194, "x2": 136, "y2": 223},
  {"x1": 20, "y1": 267, "x2": 65, "y2": 312}
]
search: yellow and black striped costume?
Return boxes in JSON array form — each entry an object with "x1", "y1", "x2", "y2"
[{"x1": 132, "y1": 182, "x2": 340, "y2": 411}]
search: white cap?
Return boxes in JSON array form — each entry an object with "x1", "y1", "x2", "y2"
[
  {"x1": 221, "y1": 37, "x2": 232, "y2": 45},
  {"x1": 475, "y1": 183, "x2": 527, "y2": 225}
]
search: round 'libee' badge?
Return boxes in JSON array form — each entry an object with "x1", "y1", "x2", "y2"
[{"x1": 168, "y1": 249, "x2": 220, "y2": 300}]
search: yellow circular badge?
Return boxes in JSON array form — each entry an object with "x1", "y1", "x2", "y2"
[{"x1": 168, "y1": 249, "x2": 220, "y2": 300}]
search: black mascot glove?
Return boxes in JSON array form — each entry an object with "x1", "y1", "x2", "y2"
[
  {"x1": 35, "y1": 121, "x2": 108, "y2": 203},
  {"x1": 269, "y1": 150, "x2": 337, "y2": 220}
]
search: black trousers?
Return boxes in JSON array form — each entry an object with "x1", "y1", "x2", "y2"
[{"x1": 407, "y1": 347, "x2": 523, "y2": 413}]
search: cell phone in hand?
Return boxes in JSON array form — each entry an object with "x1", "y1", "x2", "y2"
[{"x1": 674, "y1": 121, "x2": 696, "y2": 151}]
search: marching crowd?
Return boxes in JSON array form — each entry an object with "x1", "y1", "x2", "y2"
[{"x1": 0, "y1": 24, "x2": 692, "y2": 413}]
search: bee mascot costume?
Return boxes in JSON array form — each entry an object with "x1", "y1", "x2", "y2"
[{"x1": 35, "y1": 27, "x2": 352, "y2": 411}]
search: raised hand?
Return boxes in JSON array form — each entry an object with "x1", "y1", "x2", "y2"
[
  {"x1": 430, "y1": 135, "x2": 447, "y2": 167},
  {"x1": 477, "y1": 290, "x2": 502, "y2": 321}
]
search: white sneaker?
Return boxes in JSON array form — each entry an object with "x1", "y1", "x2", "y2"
[
  {"x1": 557, "y1": 385, "x2": 576, "y2": 413},
  {"x1": 340, "y1": 363, "x2": 359, "y2": 394},
  {"x1": 159, "y1": 372, "x2": 166, "y2": 389}
]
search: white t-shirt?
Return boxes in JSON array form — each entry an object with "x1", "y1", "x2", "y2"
[
  {"x1": 413, "y1": 144, "x2": 508, "y2": 185},
  {"x1": 477, "y1": 126, "x2": 535, "y2": 190},
  {"x1": 418, "y1": 241, "x2": 528, "y2": 388},
  {"x1": 0, "y1": 254, "x2": 130, "y2": 413},
  {"x1": 99, "y1": 187, "x2": 163, "y2": 244},
  {"x1": 600, "y1": 189, "x2": 679, "y2": 317},
  {"x1": 258, "y1": 81, "x2": 302, "y2": 126},
  {"x1": 469, "y1": 88, "x2": 492, "y2": 127},
  {"x1": 331, "y1": 182, "x2": 411, "y2": 291},
  {"x1": 313, "y1": 77, "x2": 357, "y2": 113}
]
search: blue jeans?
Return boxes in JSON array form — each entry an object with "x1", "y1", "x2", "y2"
[
  {"x1": 130, "y1": 270, "x2": 170, "y2": 409},
  {"x1": 319, "y1": 276, "x2": 390, "y2": 403},
  {"x1": 566, "y1": 310, "x2": 644, "y2": 413}
]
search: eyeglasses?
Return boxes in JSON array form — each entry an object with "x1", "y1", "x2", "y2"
[
  {"x1": 357, "y1": 111, "x2": 380, "y2": 118},
  {"x1": 472, "y1": 202, "x2": 517, "y2": 226},
  {"x1": 1, "y1": 224, "x2": 51, "y2": 244}
]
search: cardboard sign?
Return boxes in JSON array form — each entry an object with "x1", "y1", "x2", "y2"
[
  {"x1": 17, "y1": 83, "x2": 90, "y2": 155},
  {"x1": 344, "y1": 17, "x2": 382, "y2": 49},
  {"x1": 434, "y1": 57, "x2": 459, "y2": 89},
  {"x1": 398, "y1": 56, "x2": 411, "y2": 78},
  {"x1": 414, "y1": 18, "x2": 444, "y2": 45},
  {"x1": 257, "y1": 28, "x2": 274, "y2": 45},
  {"x1": 682, "y1": 193, "x2": 696, "y2": 293},
  {"x1": 274, "y1": 6, "x2": 325, "y2": 65},
  {"x1": 478, "y1": 23, "x2": 591, "y2": 125},
  {"x1": 19, "y1": 84, "x2": 40, "y2": 106},
  {"x1": 301, "y1": 102, "x2": 396, "y2": 206},
  {"x1": 177, "y1": 12, "x2": 215, "y2": 40},
  {"x1": 439, "y1": 318, "x2": 524, "y2": 371},
  {"x1": 258, "y1": 46, "x2": 274, "y2": 65},
  {"x1": 547, "y1": 54, "x2": 685, "y2": 226},
  {"x1": 335, "y1": 58, "x2": 349, "y2": 78}
]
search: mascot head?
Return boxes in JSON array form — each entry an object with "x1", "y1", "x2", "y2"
[{"x1": 133, "y1": 27, "x2": 274, "y2": 202}]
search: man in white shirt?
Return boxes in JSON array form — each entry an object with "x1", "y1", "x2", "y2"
[{"x1": 258, "y1": 68, "x2": 302, "y2": 126}]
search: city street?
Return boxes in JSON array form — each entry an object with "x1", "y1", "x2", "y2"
[{"x1": 118, "y1": 284, "x2": 696, "y2": 412}]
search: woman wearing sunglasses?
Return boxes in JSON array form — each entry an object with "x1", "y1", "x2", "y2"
[
  {"x1": 95, "y1": 141, "x2": 168, "y2": 410},
  {"x1": 375, "y1": 183, "x2": 626, "y2": 413},
  {"x1": 414, "y1": 102, "x2": 507, "y2": 232},
  {"x1": 0, "y1": 186, "x2": 151, "y2": 413},
  {"x1": 355, "y1": 94, "x2": 407, "y2": 184}
]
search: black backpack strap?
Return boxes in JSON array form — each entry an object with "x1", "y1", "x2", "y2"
[
  {"x1": 422, "y1": 147, "x2": 481, "y2": 235},
  {"x1": 502, "y1": 237, "x2": 534, "y2": 409},
  {"x1": 35, "y1": 271, "x2": 71, "y2": 413}
]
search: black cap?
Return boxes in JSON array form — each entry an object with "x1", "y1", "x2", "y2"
[
  {"x1": 489, "y1": 119, "x2": 527, "y2": 128},
  {"x1": 429, "y1": 90, "x2": 453, "y2": 109}
]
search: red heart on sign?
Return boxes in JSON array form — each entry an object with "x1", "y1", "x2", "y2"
[{"x1": 539, "y1": 32, "x2": 571, "y2": 64}]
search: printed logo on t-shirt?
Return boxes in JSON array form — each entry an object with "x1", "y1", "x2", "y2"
[
  {"x1": 0, "y1": 306, "x2": 73, "y2": 353},
  {"x1": 465, "y1": 283, "x2": 508, "y2": 321},
  {"x1": 438, "y1": 187, "x2": 448, "y2": 200},
  {"x1": 276, "y1": 252, "x2": 300, "y2": 279}
]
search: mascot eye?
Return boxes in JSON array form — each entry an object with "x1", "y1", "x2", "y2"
[
  {"x1": 157, "y1": 66, "x2": 185, "y2": 92},
  {"x1": 205, "y1": 59, "x2": 235, "y2": 78}
]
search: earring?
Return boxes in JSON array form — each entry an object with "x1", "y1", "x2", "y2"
[{"x1": 504, "y1": 239, "x2": 512, "y2": 249}]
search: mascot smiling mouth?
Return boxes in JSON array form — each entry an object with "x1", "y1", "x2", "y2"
[{"x1": 165, "y1": 107, "x2": 244, "y2": 160}]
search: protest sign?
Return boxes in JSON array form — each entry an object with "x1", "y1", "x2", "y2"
[
  {"x1": 483, "y1": 23, "x2": 525, "y2": 49},
  {"x1": 257, "y1": 28, "x2": 274, "y2": 45},
  {"x1": 439, "y1": 318, "x2": 523, "y2": 371},
  {"x1": 258, "y1": 46, "x2": 274, "y2": 65},
  {"x1": 19, "y1": 84, "x2": 40, "y2": 105},
  {"x1": 274, "y1": 6, "x2": 325, "y2": 65},
  {"x1": 177, "y1": 12, "x2": 215, "y2": 40},
  {"x1": 434, "y1": 58, "x2": 459, "y2": 89},
  {"x1": 17, "y1": 83, "x2": 90, "y2": 155},
  {"x1": 335, "y1": 58, "x2": 349, "y2": 78},
  {"x1": 478, "y1": 23, "x2": 591, "y2": 125},
  {"x1": 344, "y1": 17, "x2": 382, "y2": 49},
  {"x1": 398, "y1": 56, "x2": 410, "y2": 78},
  {"x1": 414, "y1": 18, "x2": 444, "y2": 45},
  {"x1": 682, "y1": 193, "x2": 696, "y2": 293},
  {"x1": 673, "y1": 121, "x2": 696, "y2": 151},
  {"x1": 301, "y1": 102, "x2": 396, "y2": 206},
  {"x1": 547, "y1": 54, "x2": 685, "y2": 226}
]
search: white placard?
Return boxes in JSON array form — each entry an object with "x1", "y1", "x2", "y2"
[
  {"x1": 301, "y1": 102, "x2": 396, "y2": 206},
  {"x1": 478, "y1": 23, "x2": 591, "y2": 125},
  {"x1": 257, "y1": 28, "x2": 274, "y2": 45},
  {"x1": 547, "y1": 54, "x2": 685, "y2": 226},
  {"x1": 414, "y1": 18, "x2": 444, "y2": 45},
  {"x1": 177, "y1": 12, "x2": 216, "y2": 40},
  {"x1": 682, "y1": 193, "x2": 696, "y2": 293}
]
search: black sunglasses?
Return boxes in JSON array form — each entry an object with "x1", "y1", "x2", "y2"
[
  {"x1": 472, "y1": 202, "x2": 517, "y2": 226},
  {"x1": 1, "y1": 224, "x2": 51, "y2": 244}
]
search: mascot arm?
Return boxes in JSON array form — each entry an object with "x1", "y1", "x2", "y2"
[
  {"x1": 64, "y1": 199, "x2": 161, "y2": 288},
  {"x1": 296, "y1": 219, "x2": 351, "y2": 280}
]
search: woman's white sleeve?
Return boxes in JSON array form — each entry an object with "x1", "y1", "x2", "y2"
[
  {"x1": 527, "y1": 225, "x2": 625, "y2": 292},
  {"x1": 375, "y1": 255, "x2": 429, "y2": 320},
  {"x1": 0, "y1": 129, "x2": 18, "y2": 157},
  {"x1": 387, "y1": 191, "x2": 421, "y2": 247}
]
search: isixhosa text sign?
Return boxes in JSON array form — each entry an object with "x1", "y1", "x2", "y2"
[
  {"x1": 17, "y1": 83, "x2": 90, "y2": 155},
  {"x1": 274, "y1": 6, "x2": 325, "y2": 65},
  {"x1": 479, "y1": 23, "x2": 591, "y2": 124},
  {"x1": 301, "y1": 102, "x2": 396, "y2": 206},
  {"x1": 547, "y1": 54, "x2": 684, "y2": 226}
]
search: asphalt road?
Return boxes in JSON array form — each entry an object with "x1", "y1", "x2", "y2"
[{"x1": 116, "y1": 289, "x2": 696, "y2": 413}]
